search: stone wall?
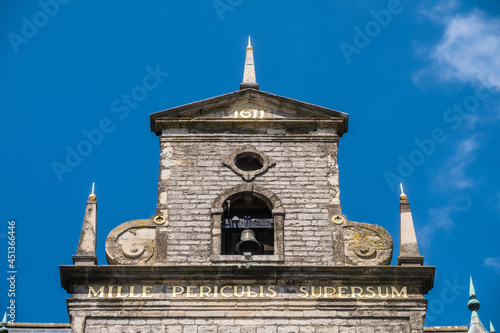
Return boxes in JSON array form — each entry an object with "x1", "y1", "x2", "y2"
[
  {"x1": 62, "y1": 254, "x2": 434, "y2": 333},
  {"x1": 156, "y1": 135, "x2": 342, "y2": 266},
  {"x1": 86, "y1": 317, "x2": 413, "y2": 333}
]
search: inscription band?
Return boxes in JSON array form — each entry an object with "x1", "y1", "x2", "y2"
[{"x1": 86, "y1": 285, "x2": 408, "y2": 299}]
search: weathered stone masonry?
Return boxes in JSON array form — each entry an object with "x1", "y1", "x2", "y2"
[
  {"x1": 61, "y1": 41, "x2": 435, "y2": 333},
  {"x1": 157, "y1": 137, "x2": 341, "y2": 266}
]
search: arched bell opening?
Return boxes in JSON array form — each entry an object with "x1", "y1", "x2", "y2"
[{"x1": 221, "y1": 194, "x2": 274, "y2": 255}]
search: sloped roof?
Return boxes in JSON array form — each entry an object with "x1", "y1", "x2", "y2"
[
  {"x1": 150, "y1": 88, "x2": 348, "y2": 135},
  {"x1": 424, "y1": 327, "x2": 468, "y2": 332},
  {"x1": 6, "y1": 323, "x2": 71, "y2": 333}
]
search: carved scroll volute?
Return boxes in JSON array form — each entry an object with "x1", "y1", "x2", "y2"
[
  {"x1": 344, "y1": 220, "x2": 393, "y2": 266},
  {"x1": 105, "y1": 219, "x2": 156, "y2": 265}
]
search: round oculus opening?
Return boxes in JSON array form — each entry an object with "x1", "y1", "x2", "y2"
[{"x1": 234, "y1": 152, "x2": 264, "y2": 171}]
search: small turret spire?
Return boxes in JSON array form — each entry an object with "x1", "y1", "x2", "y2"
[
  {"x1": 469, "y1": 276, "x2": 477, "y2": 300},
  {"x1": 467, "y1": 276, "x2": 489, "y2": 332},
  {"x1": 73, "y1": 183, "x2": 98, "y2": 266},
  {"x1": 0, "y1": 312, "x2": 7, "y2": 333},
  {"x1": 397, "y1": 184, "x2": 423, "y2": 266},
  {"x1": 240, "y1": 36, "x2": 259, "y2": 90},
  {"x1": 464, "y1": 277, "x2": 493, "y2": 333}
]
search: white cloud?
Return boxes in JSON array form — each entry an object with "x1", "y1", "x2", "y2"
[
  {"x1": 483, "y1": 257, "x2": 500, "y2": 275},
  {"x1": 412, "y1": 3, "x2": 500, "y2": 193},
  {"x1": 418, "y1": 0, "x2": 461, "y2": 23},
  {"x1": 416, "y1": 3, "x2": 500, "y2": 91},
  {"x1": 433, "y1": 11, "x2": 500, "y2": 90},
  {"x1": 419, "y1": 206, "x2": 453, "y2": 249},
  {"x1": 414, "y1": 2, "x2": 499, "y2": 257},
  {"x1": 433, "y1": 135, "x2": 481, "y2": 191},
  {"x1": 418, "y1": 195, "x2": 471, "y2": 249}
]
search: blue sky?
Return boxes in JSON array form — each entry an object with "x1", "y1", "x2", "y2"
[{"x1": 1, "y1": 0, "x2": 499, "y2": 327}]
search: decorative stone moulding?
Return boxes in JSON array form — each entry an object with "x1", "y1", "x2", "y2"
[
  {"x1": 343, "y1": 220, "x2": 393, "y2": 266},
  {"x1": 223, "y1": 145, "x2": 275, "y2": 181},
  {"x1": 105, "y1": 219, "x2": 156, "y2": 265}
]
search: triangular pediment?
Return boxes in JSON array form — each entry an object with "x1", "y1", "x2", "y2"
[{"x1": 150, "y1": 89, "x2": 348, "y2": 135}]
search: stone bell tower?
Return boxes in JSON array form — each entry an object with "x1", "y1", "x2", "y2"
[{"x1": 61, "y1": 38, "x2": 435, "y2": 333}]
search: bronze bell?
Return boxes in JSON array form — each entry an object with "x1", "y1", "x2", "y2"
[{"x1": 235, "y1": 229, "x2": 262, "y2": 255}]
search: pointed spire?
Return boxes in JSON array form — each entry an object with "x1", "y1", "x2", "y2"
[
  {"x1": 469, "y1": 276, "x2": 477, "y2": 299},
  {"x1": 468, "y1": 276, "x2": 480, "y2": 316},
  {"x1": 72, "y1": 183, "x2": 97, "y2": 266},
  {"x1": 397, "y1": 184, "x2": 424, "y2": 266},
  {"x1": 491, "y1": 322, "x2": 496, "y2": 333},
  {"x1": 0, "y1": 312, "x2": 7, "y2": 333},
  {"x1": 465, "y1": 277, "x2": 493, "y2": 333},
  {"x1": 240, "y1": 36, "x2": 259, "y2": 90},
  {"x1": 467, "y1": 276, "x2": 489, "y2": 332}
]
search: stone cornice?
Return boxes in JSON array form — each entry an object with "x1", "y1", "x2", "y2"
[
  {"x1": 153, "y1": 119, "x2": 346, "y2": 136},
  {"x1": 158, "y1": 134, "x2": 340, "y2": 142},
  {"x1": 60, "y1": 265, "x2": 435, "y2": 293}
]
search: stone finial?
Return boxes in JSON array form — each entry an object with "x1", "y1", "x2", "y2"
[
  {"x1": 397, "y1": 184, "x2": 423, "y2": 266},
  {"x1": 491, "y1": 322, "x2": 496, "y2": 333},
  {"x1": 239, "y1": 36, "x2": 259, "y2": 90},
  {"x1": 0, "y1": 312, "x2": 7, "y2": 333},
  {"x1": 89, "y1": 182, "x2": 96, "y2": 201},
  {"x1": 399, "y1": 183, "x2": 407, "y2": 201},
  {"x1": 72, "y1": 183, "x2": 98, "y2": 266}
]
